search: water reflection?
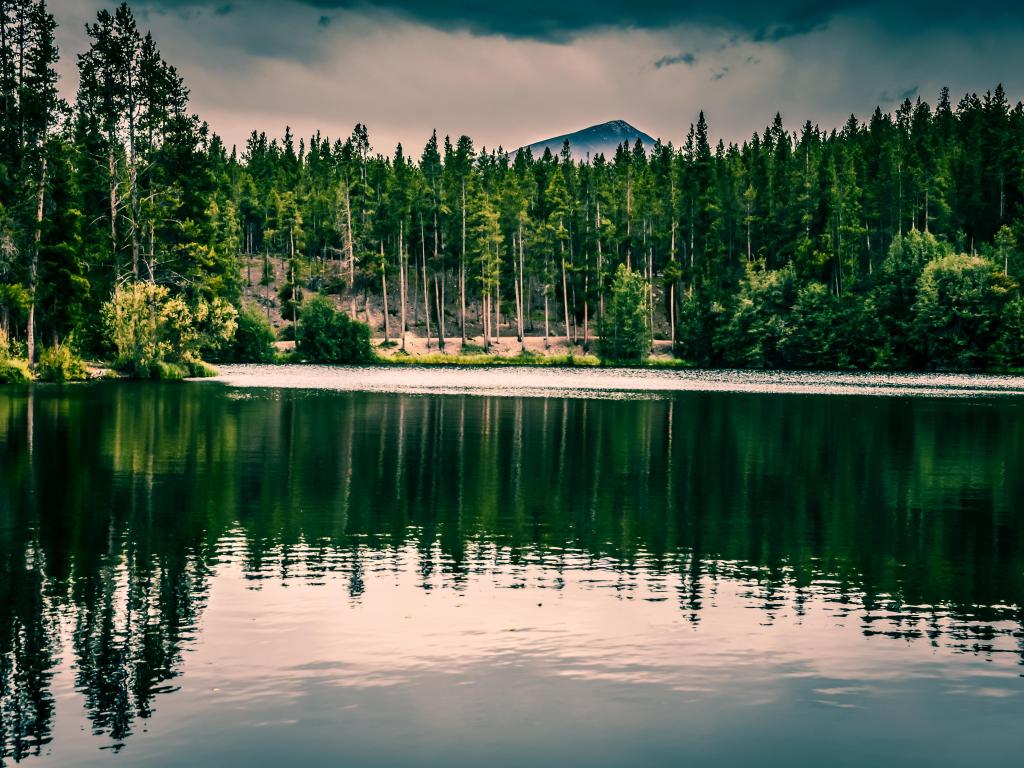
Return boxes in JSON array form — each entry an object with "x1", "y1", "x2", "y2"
[{"x1": 1, "y1": 383, "x2": 1023, "y2": 764}]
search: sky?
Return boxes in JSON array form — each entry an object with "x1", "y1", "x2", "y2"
[{"x1": 52, "y1": 1, "x2": 1024, "y2": 156}]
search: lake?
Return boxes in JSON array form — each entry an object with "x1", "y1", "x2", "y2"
[{"x1": 2, "y1": 368, "x2": 1023, "y2": 766}]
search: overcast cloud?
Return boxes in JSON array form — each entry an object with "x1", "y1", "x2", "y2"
[{"x1": 53, "y1": 0, "x2": 1024, "y2": 155}]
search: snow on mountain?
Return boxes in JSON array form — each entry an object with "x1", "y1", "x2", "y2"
[{"x1": 519, "y1": 120, "x2": 657, "y2": 160}]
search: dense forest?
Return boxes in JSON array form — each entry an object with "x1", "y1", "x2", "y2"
[{"x1": 3, "y1": 1, "x2": 1024, "y2": 372}]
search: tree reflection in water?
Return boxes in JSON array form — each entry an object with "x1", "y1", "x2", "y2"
[{"x1": 1, "y1": 383, "x2": 1022, "y2": 759}]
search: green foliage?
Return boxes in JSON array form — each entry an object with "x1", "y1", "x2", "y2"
[
  {"x1": 194, "y1": 297, "x2": 240, "y2": 361},
  {"x1": 716, "y1": 263, "x2": 799, "y2": 368},
  {"x1": 151, "y1": 360, "x2": 189, "y2": 380},
  {"x1": 995, "y1": 296, "x2": 1024, "y2": 368},
  {"x1": 912, "y1": 253, "x2": 1013, "y2": 368},
  {"x1": 227, "y1": 305, "x2": 276, "y2": 362},
  {"x1": 0, "y1": 357, "x2": 32, "y2": 384},
  {"x1": 993, "y1": 225, "x2": 1021, "y2": 281},
  {"x1": 102, "y1": 282, "x2": 168, "y2": 377},
  {"x1": 1, "y1": 326, "x2": 31, "y2": 384},
  {"x1": 102, "y1": 282, "x2": 236, "y2": 378},
  {"x1": 0, "y1": 283, "x2": 31, "y2": 332},
  {"x1": 598, "y1": 264, "x2": 650, "y2": 363},
  {"x1": 37, "y1": 342, "x2": 89, "y2": 382},
  {"x1": 296, "y1": 296, "x2": 374, "y2": 364},
  {"x1": 147, "y1": 359, "x2": 217, "y2": 379},
  {"x1": 676, "y1": 288, "x2": 724, "y2": 367},
  {"x1": 185, "y1": 359, "x2": 219, "y2": 378},
  {"x1": 870, "y1": 231, "x2": 952, "y2": 368},
  {"x1": 784, "y1": 285, "x2": 874, "y2": 369}
]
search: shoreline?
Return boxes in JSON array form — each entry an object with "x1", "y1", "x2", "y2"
[
  {"x1": 199, "y1": 364, "x2": 1024, "y2": 399},
  {"x1": 5, "y1": 331, "x2": 1024, "y2": 384},
  {"x1": 4, "y1": 355, "x2": 1024, "y2": 384}
]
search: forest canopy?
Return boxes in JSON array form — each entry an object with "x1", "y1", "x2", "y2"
[{"x1": 3, "y1": 1, "x2": 1024, "y2": 370}]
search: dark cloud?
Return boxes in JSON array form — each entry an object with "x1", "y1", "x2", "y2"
[
  {"x1": 751, "y1": 17, "x2": 829, "y2": 42},
  {"x1": 127, "y1": 0, "x2": 1024, "y2": 44},
  {"x1": 877, "y1": 86, "x2": 920, "y2": 103},
  {"x1": 654, "y1": 52, "x2": 696, "y2": 69},
  {"x1": 55, "y1": 0, "x2": 1024, "y2": 157},
  {"x1": 128, "y1": 0, "x2": 865, "y2": 42}
]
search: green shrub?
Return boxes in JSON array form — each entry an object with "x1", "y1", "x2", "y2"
[
  {"x1": 103, "y1": 282, "x2": 167, "y2": 376},
  {"x1": 185, "y1": 359, "x2": 218, "y2": 378},
  {"x1": 150, "y1": 360, "x2": 188, "y2": 380},
  {"x1": 994, "y1": 296, "x2": 1024, "y2": 368},
  {"x1": 102, "y1": 282, "x2": 236, "y2": 377},
  {"x1": 228, "y1": 305, "x2": 276, "y2": 362},
  {"x1": 37, "y1": 343, "x2": 89, "y2": 382},
  {"x1": 598, "y1": 264, "x2": 651, "y2": 363},
  {"x1": 0, "y1": 356, "x2": 31, "y2": 384},
  {"x1": 297, "y1": 297, "x2": 374, "y2": 363},
  {"x1": 912, "y1": 253, "x2": 1013, "y2": 369}
]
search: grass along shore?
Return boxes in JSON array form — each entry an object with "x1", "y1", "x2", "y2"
[
  {"x1": 0, "y1": 334, "x2": 686, "y2": 384},
  {"x1": 371, "y1": 334, "x2": 683, "y2": 367}
]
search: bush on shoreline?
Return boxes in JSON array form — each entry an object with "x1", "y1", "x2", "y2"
[
  {"x1": 0, "y1": 327, "x2": 31, "y2": 383},
  {"x1": 598, "y1": 265, "x2": 652, "y2": 363},
  {"x1": 37, "y1": 342, "x2": 89, "y2": 382},
  {"x1": 0, "y1": 356, "x2": 31, "y2": 383},
  {"x1": 297, "y1": 297, "x2": 374, "y2": 363},
  {"x1": 102, "y1": 283, "x2": 235, "y2": 378},
  {"x1": 225, "y1": 305, "x2": 276, "y2": 363}
]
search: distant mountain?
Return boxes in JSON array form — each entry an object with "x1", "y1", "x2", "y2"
[{"x1": 519, "y1": 120, "x2": 657, "y2": 160}]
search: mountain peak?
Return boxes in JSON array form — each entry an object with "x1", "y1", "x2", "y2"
[{"x1": 520, "y1": 120, "x2": 657, "y2": 159}]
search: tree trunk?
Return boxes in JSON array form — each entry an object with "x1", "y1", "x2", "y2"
[
  {"x1": 583, "y1": 268, "x2": 589, "y2": 351},
  {"x1": 147, "y1": 220, "x2": 155, "y2": 281},
  {"x1": 28, "y1": 157, "x2": 46, "y2": 365},
  {"x1": 130, "y1": 162, "x2": 139, "y2": 279},
  {"x1": 381, "y1": 241, "x2": 390, "y2": 342},
  {"x1": 544, "y1": 285, "x2": 550, "y2": 348},
  {"x1": 108, "y1": 147, "x2": 118, "y2": 276},
  {"x1": 514, "y1": 267, "x2": 524, "y2": 352},
  {"x1": 399, "y1": 220, "x2": 406, "y2": 351},
  {"x1": 560, "y1": 234, "x2": 570, "y2": 348},
  {"x1": 482, "y1": 293, "x2": 490, "y2": 351},
  {"x1": 434, "y1": 274, "x2": 445, "y2": 351},
  {"x1": 648, "y1": 246, "x2": 654, "y2": 349},
  {"x1": 669, "y1": 284, "x2": 676, "y2": 349},
  {"x1": 670, "y1": 222, "x2": 677, "y2": 348},
  {"x1": 345, "y1": 181, "x2": 356, "y2": 316},
  {"x1": 518, "y1": 223, "x2": 526, "y2": 344},
  {"x1": 290, "y1": 227, "x2": 297, "y2": 326},
  {"x1": 596, "y1": 201, "x2": 604, "y2": 321},
  {"x1": 421, "y1": 216, "x2": 431, "y2": 348},
  {"x1": 495, "y1": 241, "x2": 501, "y2": 345},
  {"x1": 440, "y1": 268, "x2": 447, "y2": 342},
  {"x1": 460, "y1": 182, "x2": 467, "y2": 344}
]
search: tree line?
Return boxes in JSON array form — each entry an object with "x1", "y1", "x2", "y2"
[{"x1": 3, "y1": 1, "x2": 1024, "y2": 369}]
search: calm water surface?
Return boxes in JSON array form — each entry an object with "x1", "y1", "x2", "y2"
[{"x1": 1, "y1": 368, "x2": 1023, "y2": 766}]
